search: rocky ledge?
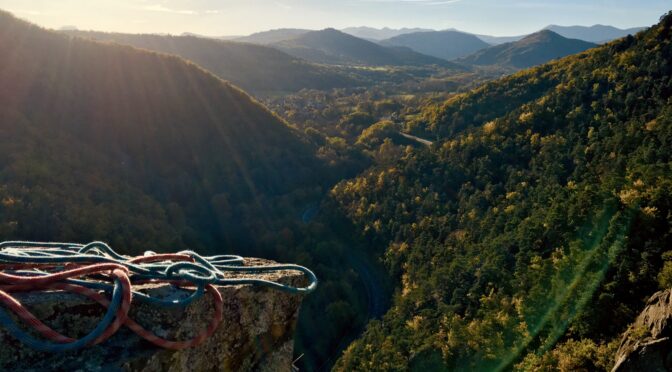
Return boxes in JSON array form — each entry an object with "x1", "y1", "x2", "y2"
[
  {"x1": 612, "y1": 289, "x2": 672, "y2": 372},
  {"x1": 0, "y1": 258, "x2": 307, "y2": 372}
]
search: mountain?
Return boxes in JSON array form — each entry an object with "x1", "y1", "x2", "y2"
[
  {"x1": 62, "y1": 31, "x2": 357, "y2": 94},
  {"x1": 459, "y1": 29, "x2": 597, "y2": 68},
  {"x1": 545, "y1": 24, "x2": 646, "y2": 43},
  {"x1": 341, "y1": 26, "x2": 433, "y2": 41},
  {"x1": 235, "y1": 28, "x2": 311, "y2": 44},
  {"x1": 333, "y1": 13, "x2": 672, "y2": 371},
  {"x1": 380, "y1": 30, "x2": 491, "y2": 60},
  {"x1": 0, "y1": 10, "x2": 325, "y2": 252},
  {"x1": 271, "y1": 28, "x2": 457, "y2": 67},
  {"x1": 474, "y1": 33, "x2": 526, "y2": 45}
]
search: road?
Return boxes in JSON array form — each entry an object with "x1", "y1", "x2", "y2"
[
  {"x1": 348, "y1": 253, "x2": 387, "y2": 319},
  {"x1": 314, "y1": 252, "x2": 388, "y2": 371},
  {"x1": 399, "y1": 132, "x2": 433, "y2": 147},
  {"x1": 299, "y1": 203, "x2": 389, "y2": 370},
  {"x1": 302, "y1": 204, "x2": 386, "y2": 317}
]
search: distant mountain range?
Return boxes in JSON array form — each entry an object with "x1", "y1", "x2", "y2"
[
  {"x1": 544, "y1": 24, "x2": 646, "y2": 43},
  {"x1": 459, "y1": 30, "x2": 597, "y2": 68},
  {"x1": 338, "y1": 24, "x2": 644, "y2": 45},
  {"x1": 341, "y1": 26, "x2": 433, "y2": 41},
  {"x1": 234, "y1": 28, "x2": 311, "y2": 44},
  {"x1": 223, "y1": 25, "x2": 644, "y2": 68},
  {"x1": 473, "y1": 34, "x2": 525, "y2": 45},
  {"x1": 463, "y1": 25, "x2": 642, "y2": 45},
  {"x1": 63, "y1": 31, "x2": 358, "y2": 94},
  {"x1": 222, "y1": 24, "x2": 645, "y2": 51},
  {"x1": 270, "y1": 28, "x2": 459, "y2": 67},
  {"x1": 380, "y1": 30, "x2": 491, "y2": 60}
]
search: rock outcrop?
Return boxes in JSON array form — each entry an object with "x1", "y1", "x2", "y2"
[
  {"x1": 612, "y1": 289, "x2": 672, "y2": 372},
  {"x1": 0, "y1": 258, "x2": 307, "y2": 372}
]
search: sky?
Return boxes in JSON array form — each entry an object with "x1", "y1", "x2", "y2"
[{"x1": 0, "y1": 0, "x2": 669, "y2": 37}]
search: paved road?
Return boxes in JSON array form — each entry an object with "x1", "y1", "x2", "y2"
[
  {"x1": 314, "y1": 252, "x2": 388, "y2": 371},
  {"x1": 299, "y1": 202, "x2": 388, "y2": 370},
  {"x1": 301, "y1": 203, "x2": 386, "y2": 317},
  {"x1": 399, "y1": 132, "x2": 433, "y2": 146},
  {"x1": 348, "y1": 253, "x2": 387, "y2": 319}
]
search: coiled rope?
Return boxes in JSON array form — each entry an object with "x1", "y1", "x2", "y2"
[{"x1": 0, "y1": 241, "x2": 317, "y2": 352}]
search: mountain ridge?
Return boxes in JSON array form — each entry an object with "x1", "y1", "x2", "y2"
[
  {"x1": 459, "y1": 29, "x2": 597, "y2": 68},
  {"x1": 271, "y1": 28, "x2": 460, "y2": 67},
  {"x1": 545, "y1": 24, "x2": 646, "y2": 43},
  {"x1": 380, "y1": 30, "x2": 491, "y2": 60},
  {"x1": 234, "y1": 28, "x2": 311, "y2": 44},
  {"x1": 341, "y1": 26, "x2": 433, "y2": 40},
  {"x1": 61, "y1": 30, "x2": 359, "y2": 94}
]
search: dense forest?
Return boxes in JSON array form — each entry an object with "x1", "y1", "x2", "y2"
[
  {"x1": 0, "y1": 5, "x2": 669, "y2": 371},
  {"x1": 332, "y1": 12, "x2": 672, "y2": 370}
]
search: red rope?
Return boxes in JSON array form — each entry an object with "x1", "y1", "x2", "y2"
[{"x1": 0, "y1": 260, "x2": 223, "y2": 350}]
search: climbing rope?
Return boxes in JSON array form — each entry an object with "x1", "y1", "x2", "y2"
[{"x1": 0, "y1": 241, "x2": 317, "y2": 352}]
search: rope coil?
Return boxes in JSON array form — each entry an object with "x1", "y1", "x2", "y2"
[{"x1": 0, "y1": 241, "x2": 317, "y2": 352}]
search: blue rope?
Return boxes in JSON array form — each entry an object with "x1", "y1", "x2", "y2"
[
  {"x1": 0, "y1": 275, "x2": 125, "y2": 352},
  {"x1": 0, "y1": 241, "x2": 317, "y2": 352},
  {"x1": 0, "y1": 241, "x2": 318, "y2": 296}
]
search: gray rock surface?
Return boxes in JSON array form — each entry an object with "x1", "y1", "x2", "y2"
[
  {"x1": 0, "y1": 258, "x2": 307, "y2": 372},
  {"x1": 612, "y1": 289, "x2": 672, "y2": 372}
]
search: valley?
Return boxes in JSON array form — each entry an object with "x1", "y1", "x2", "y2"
[{"x1": 0, "y1": 4, "x2": 669, "y2": 372}]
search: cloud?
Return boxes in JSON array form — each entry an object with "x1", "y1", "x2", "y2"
[
  {"x1": 142, "y1": 4, "x2": 198, "y2": 15},
  {"x1": 360, "y1": 0, "x2": 463, "y2": 5},
  {"x1": 423, "y1": 0, "x2": 462, "y2": 4},
  {"x1": 140, "y1": 4, "x2": 224, "y2": 16}
]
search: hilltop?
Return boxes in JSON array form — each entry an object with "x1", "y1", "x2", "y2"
[
  {"x1": 234, "y1": 28, "x2": 311, "y2": 44},
  {"x1": 380, "y1": 30, "x2": 491, "y2": 60},
  {"x1": 341, "y1": 26, "x2": 433, "y2": 41},
  {"x1": 271, "y1": 28, "x2": 458, "y2": 67},
  {"x1": 459, "y1": 29, "x2": 597, "y2": 68},
  {"x1": 545, "y1": 24, "x2": 646, "y2": 43}
]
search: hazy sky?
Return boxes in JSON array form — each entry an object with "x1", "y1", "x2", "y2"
[{"x1": 0, "y1": 0, "x2": 668, "y2": 36}]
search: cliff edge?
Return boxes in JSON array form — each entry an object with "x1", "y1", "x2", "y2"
[{"x1": 0, "y1": 258, "x2": 307, "y2": 372}]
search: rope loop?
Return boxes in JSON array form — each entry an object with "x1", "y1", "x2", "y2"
[
  {"x1": 0, "y1": 241, "x2": 317, "y2": 352},
  {"x1": 165, "y1": 262, "x2": 217, "y2": 285}
]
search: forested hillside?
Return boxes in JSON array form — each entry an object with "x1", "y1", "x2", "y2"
[
  {"x1": 0, "y1": 11, "x2": 325, "y2": 248},
  {"x1": 0, "y1": 10, "x2": 380, "y2": 370},
  {"x1": 63, "y1": 31, "x2": 358, "y2": 94},
  {"x1": 459, "y1": 30, "x2": 597, "y2": 69},
  {"x1": 333, "y1": 12, "x2": 672, "y2": 371}
]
